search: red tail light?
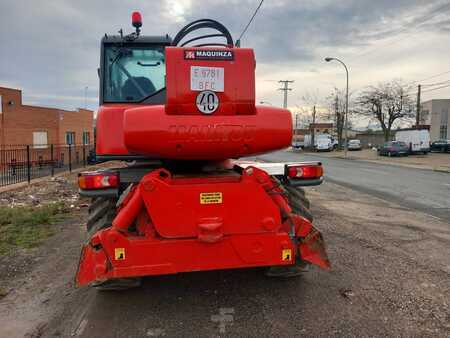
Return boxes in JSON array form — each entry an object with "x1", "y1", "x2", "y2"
[
  {"x1": 78, "y1": 172, "x2": 119, "y2": 190},
  {"x1": 286, "y1": 164, "x2": 323, "y2": 179}
]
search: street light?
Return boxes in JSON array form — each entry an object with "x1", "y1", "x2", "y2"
[
  {"x1": 259, "y1": 101, "x2": 273, "y2": 106},
  {"x1": 325, "y1": 57, "x2": 349, "y2": 157}
]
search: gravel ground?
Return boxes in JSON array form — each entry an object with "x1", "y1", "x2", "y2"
[{"x1": 0, "y1": 175, "x2": 449, "y2": 337}]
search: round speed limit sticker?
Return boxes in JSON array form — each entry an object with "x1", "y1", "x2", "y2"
[{"x1": 196, "y1": 90, "x2": 219, "y2": 114}]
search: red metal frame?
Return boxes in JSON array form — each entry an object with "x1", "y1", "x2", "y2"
[
  {"x1": 76, "y1": 167, "x2": 330, "y2": 286},
  {"x1": 96, "y1": 46, "x2": 292, "y2": 159},
  {"x1": 80, "y1": 41, "x2": 330, "y2": 287}
]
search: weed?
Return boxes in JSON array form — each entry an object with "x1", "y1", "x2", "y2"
[{"x1": 0, "y1": 202, "x2": 68, "y2": 255}]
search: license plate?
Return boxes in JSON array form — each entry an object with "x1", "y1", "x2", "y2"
[{"x1": 191, "y1": 66, "x2": 224, "y2": 92}]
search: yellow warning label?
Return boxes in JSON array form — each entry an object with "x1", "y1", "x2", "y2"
[
  {"x1": 200, "y1": 192, "x2": 223, "y2": 204},
  {"x1": 115, "y1": 248, "x2": 125, "y2": 260},
  {"x1": 282, "y1": 249, "x2": 292, "y2": 261}
]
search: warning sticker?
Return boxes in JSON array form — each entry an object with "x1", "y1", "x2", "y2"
[
  {"x1": 200, "y1": 192, "x2": 223, "y2": 204},
  {"x1": 115, "y1": 248, "x2": 125, "y2": 260},
  {"x1": 282, "y1": 249, "x2": 292, "y2": 261}
]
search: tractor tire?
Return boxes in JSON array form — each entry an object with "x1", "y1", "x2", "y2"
[
  {"x1": 282, "y1": 184, "x2": 313, "y2": 222},
  {"x1": 86, "y1": 197, "x2": 117, "y2": 238},
  {"x1": 265, "y1": 183, "x2": 313, "y2": 278},
  {"x1": 86, "y1": 197, "x2": 142, "y2": 291}
]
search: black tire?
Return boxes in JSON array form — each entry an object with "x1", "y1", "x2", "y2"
[
  {"x1": 281, "y1": 184, "x2": 313, "y2": 222},
  {"x1": 86, "y1": 197, "x2": 117, "y2": 238},
  {"x1": 265, "y1": 182, "x2": 313, "y2": 278},
  {"x1": 86, "y1": 197, "x2": 141, "y2": 291}
]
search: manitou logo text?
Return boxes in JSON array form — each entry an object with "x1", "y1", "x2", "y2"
[
  {"x1": 168, "y1": 124, "x2": 256, "y2": 143},
  {"x1": 184, "y1": 50, "x2": 234, "y2": 61}
]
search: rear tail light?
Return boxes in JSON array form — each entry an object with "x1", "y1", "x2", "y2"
[
  {"x1": 286, "y1": 164, "x2": 323, "y2": 179},
  {"x1": 78, "y1": 172, "x2": 119, "y2": 190}
]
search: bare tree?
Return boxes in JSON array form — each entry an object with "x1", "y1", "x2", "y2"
[
  {"x1": 324, "y1": 88, "x2": 357, "y2": 149},
  {"x1": 357, "y1": 80, "x2": 415, "y2": 141},
  {"x1": 300, "y1": 90, "x2": 322, "y2": 148},
  {"x1": 325, "y1": 88, "x2": 345, "y2": 148}
]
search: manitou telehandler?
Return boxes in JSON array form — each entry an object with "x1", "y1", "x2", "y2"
[{"x1": 76, "y1": 13, "x2": 330, "y2": 290}]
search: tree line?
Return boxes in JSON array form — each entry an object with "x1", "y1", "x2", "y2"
[{"x1": 299, "y1": 80, "x2": 417, "y2": 145}]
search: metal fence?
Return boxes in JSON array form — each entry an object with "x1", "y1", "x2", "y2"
[{"x1": 0, "y1": 144, "x2": 94, "y2": 188}]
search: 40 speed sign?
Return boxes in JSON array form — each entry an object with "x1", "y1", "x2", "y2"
[{"x1": 196, "y1": 90, "x2": 219, "y2": 114}]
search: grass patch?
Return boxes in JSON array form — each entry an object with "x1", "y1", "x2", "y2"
[{"x1": 0, "y1": 203, "x2": 68, "y2": 255}]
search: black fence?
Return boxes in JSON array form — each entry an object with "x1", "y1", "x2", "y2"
[{"x1": 0, "y1": 144, "x2": 94, "y2": 188}]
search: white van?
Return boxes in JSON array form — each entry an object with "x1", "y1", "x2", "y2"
[
  {"x1": 395, "y1": 129, "x2": 430, "y2": 154},
  {"x1": 315, "y1": 136, "x2": 333, "y2": 151},
  {"x1": 303, "y1": 134, "x2": 334, "y2": 151}
]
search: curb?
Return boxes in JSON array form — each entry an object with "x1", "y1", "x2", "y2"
[{"x1": 292, "y1": 151, "x2": 450, "y2": 174}]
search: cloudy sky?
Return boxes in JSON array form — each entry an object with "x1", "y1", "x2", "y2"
[{"x1": 1, "y1": 0, "x2": 449, "y2": 126}]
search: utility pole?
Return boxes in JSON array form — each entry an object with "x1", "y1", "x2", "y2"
[
  {"x1": 416, "y1": 84, "x2": 421, "y2": 127},
  {"x1": 311, "y1": 105, "x2": 316, "y2": 150},
  {"x1": 278, "y1": 80, "x2": 294, "y2": 109}
]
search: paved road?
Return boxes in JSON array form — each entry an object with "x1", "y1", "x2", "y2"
[{"x1": 258, "y1": 151, "x2": 450, "y2": 222}]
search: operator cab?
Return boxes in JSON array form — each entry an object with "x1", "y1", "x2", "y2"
[
  {"x1": 99, "y1": 13, "x2": 234, "y2": 107},
  {"x1": 100, "y1": 35, "x2": 172, "y2": 105}
]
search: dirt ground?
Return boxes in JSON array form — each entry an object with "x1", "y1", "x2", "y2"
[
  {"x1": 0, "y1": 172, "x2": 449, "y2": 337},
  {"x1": 297, "y1": 148, "x2": 450, "y2": 172}
]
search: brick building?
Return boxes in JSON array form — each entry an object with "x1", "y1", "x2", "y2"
[
  {"x1": 308, "y1": 122, "x2": 333, "y2": 135},
  {"x1": 0, "y1": 86, "x2": 94, "y2": 147}
]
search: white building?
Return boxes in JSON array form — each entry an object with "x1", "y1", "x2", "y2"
[{"x1": 421, "y1": 99, "x2": 450, "y2": 141}]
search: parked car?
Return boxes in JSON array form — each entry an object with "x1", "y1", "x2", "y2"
[
  {"x1": 430, "y1": 139, "x2": 450, "y2": 153},
  {"x1": 395, "y1": 129, "x2": 430, "y2": 154},
  {"x1": 291, "y1": 141, "x2": 302, "y2": 150},
  {"x1": 348, "y1": 139, "x2": 362, "y2": 151},
  {"x1": 378, "y1": 141, "x2": 409, "y2": 157}
]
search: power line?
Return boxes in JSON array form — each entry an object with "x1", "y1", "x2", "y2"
[
  {"x1": 409, "y1": 70, "x2": 450, "y2": 85},
  {"x1": 348, "y1": 2, "x2": 450, "y2": 62},
  {"x1": 236, "y1": 0, "x2": 264, "y2": 46},
  {"x1": 405, "y1": 79, "x2": 450, "y2": 95},
  {"x1": 422, "y1": 83, "x2": 450, "y2": 93},
  {"x1": 421, "y1": 79, "x2": 450, "y2": 87}
]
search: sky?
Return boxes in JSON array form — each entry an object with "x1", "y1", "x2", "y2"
[{"x1": 0, "y1": 0, "x2": 449, "y2": 128}]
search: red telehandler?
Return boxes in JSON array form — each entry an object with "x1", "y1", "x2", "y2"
[{"x1": 76, "y1": 13, "x2": 330, "y2": 290}]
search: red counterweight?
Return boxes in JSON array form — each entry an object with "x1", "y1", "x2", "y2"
[{"x1": 123, "y1": 105, "x2": 292, "y2": 160}]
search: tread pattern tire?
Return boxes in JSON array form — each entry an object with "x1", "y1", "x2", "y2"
[
  {"x1": 86, "y1": 197, "x2": 117, "y2": 238},
  {"x1": 86, "y1": 197, "x2": 141, "y2": 291},
  {"x1": 281, "y1": 184, "x2": 313, "y2": 222}
]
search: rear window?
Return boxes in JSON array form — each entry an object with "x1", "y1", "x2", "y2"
[{"x1": 104, "y1": 45, "x2": 166, "y2": 102}]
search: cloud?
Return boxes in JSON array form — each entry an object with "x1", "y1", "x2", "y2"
[{"x1": 0, "y1": 0, "x2": 449, "y2": 111}]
